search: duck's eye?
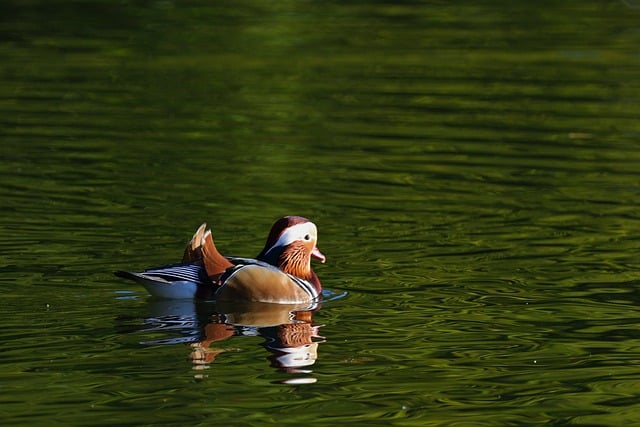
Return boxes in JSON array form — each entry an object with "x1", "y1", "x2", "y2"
[{"x1": 304, "y1": 234, "x2": 311, "y2": 241}]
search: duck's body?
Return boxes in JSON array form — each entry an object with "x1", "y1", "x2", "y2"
[
  {"x1": 218, "y1": 258, "x2": 320, "y2": 303},
  {"x1": 115, "y1": 216, "x2": 325, "y2": 304}
]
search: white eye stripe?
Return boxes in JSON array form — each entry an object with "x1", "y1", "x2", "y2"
[{"x1": 265, "y1": 222, "x2": 317, "y2": 255}]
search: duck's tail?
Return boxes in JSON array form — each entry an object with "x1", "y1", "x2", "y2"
[{"x1": 182, "y1": 223, "x2": 234, "y2": 282}]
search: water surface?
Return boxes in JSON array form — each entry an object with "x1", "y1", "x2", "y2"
[{"x1": 2, "y1": 1, "x2": 640, "y2": 426}]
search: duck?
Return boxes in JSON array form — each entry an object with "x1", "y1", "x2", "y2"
[{"x1": 114, "y1": 216, "x2": 326, "y2": 304}]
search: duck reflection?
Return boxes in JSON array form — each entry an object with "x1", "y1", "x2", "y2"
[{"x1": 141, "y1": 299, "x2": 324, "y2": 382}]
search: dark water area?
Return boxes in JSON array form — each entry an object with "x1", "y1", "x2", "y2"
[{"x1": 3, "y1": 1, "x2": 640, "y2": 425}]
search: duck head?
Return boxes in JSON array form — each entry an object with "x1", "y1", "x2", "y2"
[{"x1": 257, "y1": 216, "x2": 326, "y2": 281}]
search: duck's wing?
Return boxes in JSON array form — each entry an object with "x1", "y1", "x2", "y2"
[
  {"x1": 182, "y1": 223, "x2": 234, "y2": 280},
  {"x1": 114, "y1": 263, "x2": 213, "y2": 299}
]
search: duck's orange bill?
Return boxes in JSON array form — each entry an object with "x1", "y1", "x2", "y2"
[{"x1": 312, "y1": 247, "x2": 326, "y2": 263}]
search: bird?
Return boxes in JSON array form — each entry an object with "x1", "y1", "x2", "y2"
[{"x1": 114, "y1": 216, "x2": 326, "y2": 304}]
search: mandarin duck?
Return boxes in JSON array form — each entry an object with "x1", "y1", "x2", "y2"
[{"x1": 115, "y1": 216, "x2": 325, "y2": 304}]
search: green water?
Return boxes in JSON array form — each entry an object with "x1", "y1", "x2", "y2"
[{"x1": 3, "y1": 1, "x2": 640, "y2": 425}]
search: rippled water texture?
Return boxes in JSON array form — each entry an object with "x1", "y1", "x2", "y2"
[{"x1": 3, "y1": 1, "x2": 640, "y2": 426}]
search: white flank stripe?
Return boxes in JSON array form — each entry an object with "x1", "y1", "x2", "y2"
[{"x1": 290, "y1": 275, "x2": 319, "y2": 300}]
